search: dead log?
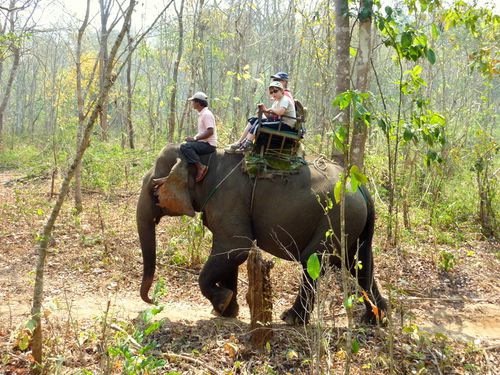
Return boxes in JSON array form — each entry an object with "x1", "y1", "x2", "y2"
[{"x1": 246, "y1": 242, "x2": 274, "y2": 349}]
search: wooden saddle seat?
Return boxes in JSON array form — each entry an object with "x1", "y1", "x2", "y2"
[{"x1": 254, "y1": 99, "x2": 307, "y2": 158}]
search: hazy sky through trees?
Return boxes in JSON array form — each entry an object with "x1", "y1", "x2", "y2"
[
  {"x1": 36, "y1": 0, "x2": 499, "y2": 31},
  {"x1": 37, "y1": 0, "x2": 172, "y2": 28}
]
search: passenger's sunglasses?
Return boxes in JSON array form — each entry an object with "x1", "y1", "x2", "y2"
[{"x1": 269, "y1": 89, "x2": 280, "y2": 94}]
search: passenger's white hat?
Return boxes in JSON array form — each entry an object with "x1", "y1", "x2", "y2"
[{"x1": 268, "y1": 81, "x2": 284, "y2": 90}]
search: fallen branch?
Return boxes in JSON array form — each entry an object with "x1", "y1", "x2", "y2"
[
  {"x1": 164, "y1": 263, "x2": 200, "y2": 275},
  {"x1": 109, "y1": 324, "x2": 219, "y2": 374},
  {"x1": 163, "y1": 352, "x2": 218, "y2": 374},
  {"x1": 482, "y1": 344, "x2": 500, "y2": 351},
  {"x1": 401, "y1": 296, "x2": 491, "y2": 302}
]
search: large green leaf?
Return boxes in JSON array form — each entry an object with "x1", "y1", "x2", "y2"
[
  {"x1": 350, "y1": 165, "x2": 368, "y2": 186},
  {"x1": 426, "y1": 48, "x2": 436, "y2": 64},
  {"x1": 307, "y1": 253, "x2": 321, "y2": 281},
  {"x1": 352, "y1": 338, "x2": 360, "y2": 354},
  {"x1": 334, "y1": 181, "x2": 342, "y2": 203},
  {"x1": 431, "y1": 23, "x2": 440, "y2": 39},
  {"x1": 401, "y1": 31, "x2": 413, "y2": 49}
]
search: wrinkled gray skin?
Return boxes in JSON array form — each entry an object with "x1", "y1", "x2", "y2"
[{"x1": 137, "y1": 144, "x2": 387, "y2": 324}]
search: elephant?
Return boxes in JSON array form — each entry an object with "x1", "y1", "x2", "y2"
[{"x1": 137, "y1": 144, "x2": 387, "y2": 325}]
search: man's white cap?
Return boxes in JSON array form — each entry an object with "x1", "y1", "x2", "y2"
[{"x1": 188, "y1": 91, "x2": 208, "y2": 101}]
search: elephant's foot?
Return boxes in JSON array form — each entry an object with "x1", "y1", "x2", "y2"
[
  {"x1": 360, "y1": 309, "x2": 388, "y2": 326},
  {"x1": 212, "y1": 301, "x2": 239, "y2": 318},
  {"x1": 280, "y1": 308, "x2": 310, "y2": 326},
  {"x1": 221, "y1": 299, "x2": 239, "y2": 318},
  {"x1": 211, "y1": 288, "x2": 234, "y2": 316}
]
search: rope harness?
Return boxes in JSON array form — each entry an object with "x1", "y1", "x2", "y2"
[{"x1": 199, "y1": 158, "x2": 244, "y2": 212}]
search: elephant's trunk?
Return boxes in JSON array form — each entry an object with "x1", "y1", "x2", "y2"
[
  {"x1": 137, "y1": 186, "x2": 158, "y2": 304},
  {"x1": 140, "y1": 274, "x2": 154, "y2": 304}
]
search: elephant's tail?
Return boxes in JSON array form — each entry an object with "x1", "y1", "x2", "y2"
[
  {"x1": 359, "y1": 185, "x2": 375, "y2": 254},
  {"x1": 354, "y1": 185, "x2": 375, "y2": 284}
]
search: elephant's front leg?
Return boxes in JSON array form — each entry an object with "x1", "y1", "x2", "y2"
[{"x1": 198, "y1": 241, "x2": 250, "y2": 317}]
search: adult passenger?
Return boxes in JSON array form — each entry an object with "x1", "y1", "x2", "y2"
[{"x1": 180, "y1": 92, "x2": 217, "y2": 182}]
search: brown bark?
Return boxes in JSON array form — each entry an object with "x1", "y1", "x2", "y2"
[
  {"x1": 350, "y1": 0, "x2": 373, "y2": 171},
  {"x1": 246, "y1": 243, "x2": 274, "y2": 349},
  {"x1": 477, "y1": 166, "x2": 496, "y2": 238},
  {"x1": 126, "y1": 28, "x2": 134, "y2": 148},
  {"x1": 332, "y1": 0, "x2": 350, "y2": 162},
  {"x1": 0, "y1": 0, "x2": 21, "y2": 148},
  {"x1": 167, "y1": 0, "x2": 185, "y2": 143},
  {"x1": 98, "y1": 0, "x2": 112, "y2": 141},
  {"x1": 334, "y1": 1, "x2": 353, "y2": 374},
  {"x1": 74, "y1": 0, "x2": 91, "y2": 213}
]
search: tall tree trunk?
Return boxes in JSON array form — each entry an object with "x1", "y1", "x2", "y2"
[
  {"x1": 98, "y1": 0, "x2": 111, "y2": 141},
  {"x1": 231, "y1": 44, "x2": 242, "y2": 136},
  {"x1": 334, "y1": 1, "x2": 352, "y2": 374},
  {"x1": 332, "y1": 0, "x2": 351, "y2": 160},
  {"x1": 0, "y1": 0, "x2": 21, "y2": 149},
  {"x1": 74, "y1": 0, "x2": 91, "y2": 213},
  {"x1": 126, "y1": 28, "x2": 135, "y2": 148},
  {"x1": 168, "y1": 0, "x2": 185, "y2": 143},
  {"x1": 350, "y1": 0, "x2": 373, "y2": 170},
  {"x1": 29, "y1": 1, "x2": 136, "y2": 369},
  {"x1": 185, "y1": 0, "x2": 205, "y2": 137}
]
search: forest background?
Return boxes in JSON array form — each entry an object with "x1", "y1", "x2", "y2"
[{"x1": 0, "y1": 0, "x2": 499, "y2": 373}]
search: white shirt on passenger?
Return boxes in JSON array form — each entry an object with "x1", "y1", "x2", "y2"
[{"x1": 271, "y1": 96, "x2": 296, "y2": 128}]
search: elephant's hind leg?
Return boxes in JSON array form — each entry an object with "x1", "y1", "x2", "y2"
[
  {"x1": 280, "y1": 264, "x2": 316, "y2": 325},
  {"x1": 348, "y1": 245, "x2": 387, "y2": 324},
  {"x1": 280, "y1": 227, "x2": 331, "y2": 325}
]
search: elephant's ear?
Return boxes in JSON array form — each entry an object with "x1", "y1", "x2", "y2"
[{"x1": 154, "y1": 158, "x2": 195, "y2": 217}]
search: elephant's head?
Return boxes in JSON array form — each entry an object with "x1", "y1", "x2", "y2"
[
  {"x1": 154, "y1": 157, "x2": 195, "y2": 217},
  {"x1": 138, "y1": 154, "x2": 195, "y2": 303}
]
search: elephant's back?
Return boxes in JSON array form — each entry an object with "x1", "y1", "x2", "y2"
[{"x1": 249, "y1": 158, "x2": 367, "y2": 259}]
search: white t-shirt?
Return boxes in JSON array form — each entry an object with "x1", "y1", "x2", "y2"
[{"x1": 271, "y1": 96, "x2": 296, "y2": 128}]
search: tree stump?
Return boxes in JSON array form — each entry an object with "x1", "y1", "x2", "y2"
[{"x1": 246, "y1": 242, "x2": 274, "y2": 349}]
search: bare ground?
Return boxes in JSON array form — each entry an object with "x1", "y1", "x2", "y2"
[{"x1": 0, "y1": 171, "x2": 499, "y2": 374}]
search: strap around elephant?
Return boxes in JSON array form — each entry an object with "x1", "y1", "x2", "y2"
[{"x1": 200, "y1": 158, "x2": 244, "y2": 212}]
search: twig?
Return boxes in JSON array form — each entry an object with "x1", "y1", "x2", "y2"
[
  {"x1": 99, "y1": 300, "x2": 111, "y2": 372},
  {"x1": 96, "y1": 203, "x2": 109, "y2": 255},
  {"x1": 401, "y1": 296, "x2": 491, "y2": 302},
  {"x1": 62, "y1": 291, "x2": 83, "y2": 361},
  {"x1": 164, "y1": 263, "x2": 200, "y2": 275},
  {"x1": 482, "y1": 344, "x2": 500, "y2": 351},
  {"x1": 163, "y1": 352, "x2": 218, "y2": 374},
  {"x1": 109, "y1": 323, "x2": 142, "y2": 350},
  {"x1": 81, "y1": 188, "x2": 137, "y2": 197},
  {"x1": 482, "y1": 347, "x2": 494, "y2": 375},
  {"x1": 430, "y1": 349, "x2": 443, "y2": 375}
]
